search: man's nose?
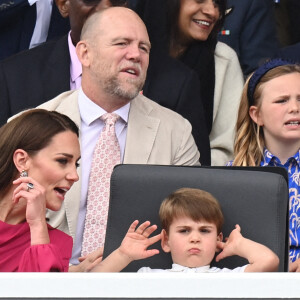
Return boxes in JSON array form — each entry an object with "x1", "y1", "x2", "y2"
[{"x1": 126, "y1": 44, "x2": 141, "y2": 61}]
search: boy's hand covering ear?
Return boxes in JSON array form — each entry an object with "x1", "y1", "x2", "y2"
[{"x1": 215, "y1": 224, "x2": 242, "y2": 262}]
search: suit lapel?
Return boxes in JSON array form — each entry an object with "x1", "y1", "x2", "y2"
[
  {"x1": 124, "y1": 95, "x2": 160, "y2": 163},
  {"x1": 53, "y1": 91, "x2": 81, "y2": 127}
]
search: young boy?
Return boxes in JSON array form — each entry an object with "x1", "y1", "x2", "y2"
[{"x1": 92, "y1": 188, "x2": 279, "y2": 272}]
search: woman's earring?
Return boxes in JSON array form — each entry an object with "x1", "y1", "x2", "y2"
[{"x1": 20, "y1": 170, "x2": 28, "y2": 177}]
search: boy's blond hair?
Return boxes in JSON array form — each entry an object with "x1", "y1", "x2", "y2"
[{"x1": 159, "y1": 188, "x2": 224, "y2": 234}]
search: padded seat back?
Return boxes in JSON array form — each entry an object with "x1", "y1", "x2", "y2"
[{"x1": 103, "y1": 165, "x2": 289, "y2": 272}]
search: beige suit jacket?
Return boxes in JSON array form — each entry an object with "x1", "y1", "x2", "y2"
[
  {"x1": 211, "y1": 42, "x2": 244, "y2": 166},
  {"x1": 38, "y1": 90, "x2": 200, "y2": 239}
]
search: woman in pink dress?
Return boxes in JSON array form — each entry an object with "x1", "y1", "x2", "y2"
[{"x1": 0, "y1": 109, "x2": 80, "y2": 272}]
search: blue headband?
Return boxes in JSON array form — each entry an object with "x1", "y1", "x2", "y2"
[{"x1": 247, "y1": 58, "x2": 294, "y2": 105}]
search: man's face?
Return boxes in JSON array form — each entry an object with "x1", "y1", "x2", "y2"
[{"x1": 87, "y1": 10, "x2": 151, "y2": 101}]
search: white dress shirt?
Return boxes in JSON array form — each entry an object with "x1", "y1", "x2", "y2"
[
  {"x1": 29, "y1": 0, "x2": 53, "y2": 49},
  {"x1": 138, "y1": 263, "x2": 248, "y2": 273}
]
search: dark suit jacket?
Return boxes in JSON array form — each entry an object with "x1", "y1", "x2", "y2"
[
  {"x1": 275, "y1": 42, "x2": 300, "y2": 64},
  {"x1": 0, "y1": 35, "x2": 70, "y2": 125},
  {"x1": 143, "y1": 51, "x2": 210, "y2": 165},
  {"x1": 218, "y1": 0, "x2": 279, "y2": 76},
  {"x1": 0, "y1": 0, "x2": 70, "y2": 60},
  {"x1": 0, "y1": 36, "x2": 210, "y2": 165}
]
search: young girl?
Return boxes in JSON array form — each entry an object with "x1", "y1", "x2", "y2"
[{"x1": 228, "y1": 58, "x2": 300, "y2": 272}]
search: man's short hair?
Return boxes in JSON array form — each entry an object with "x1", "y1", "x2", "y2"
[{"x1": 159, "y1": 188, "x2": 224, "y2": 234}]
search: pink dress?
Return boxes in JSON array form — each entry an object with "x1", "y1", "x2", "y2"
[{"x1": 0, "y1": 221, "x2": 72, "y2": 272}]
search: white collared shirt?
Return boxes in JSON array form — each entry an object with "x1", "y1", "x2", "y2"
[
  {"x1": 29, "y1": 0, "x2": 53, "y2": 49},
  {"x1": 70, "y1": 88, "x2": 130, "y2": 265},
  {"x1": 138, "y1": 263, "x2": 247, "y2": 273}
]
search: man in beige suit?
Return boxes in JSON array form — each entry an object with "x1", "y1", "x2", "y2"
[{"x1": 38, "y1": 7, "x2": 199, "y2": 271}]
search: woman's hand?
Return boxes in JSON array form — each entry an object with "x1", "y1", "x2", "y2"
[
  {"x1": 69, "y1": 248, "x2": 104, "y2": 272},
  {"x1": 13, "y1": 176, "x2": 49, "y2": 245},
  {"x1": 289, "y1": 258, "x2": 300, "y2": 272}
]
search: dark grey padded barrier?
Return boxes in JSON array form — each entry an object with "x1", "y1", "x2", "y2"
[{"x1": 103, "y1": 165, "x2": 289, "y2": 272}]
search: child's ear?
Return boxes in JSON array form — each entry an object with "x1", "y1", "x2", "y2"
[
  {"x1": 217, "y1": 232, "x2": 223, "y2": 242},
  {"x1": 215, "y1": 232, "x2": 223, "y2": 253},
  {"x1": 161, "y1": 229, "x2": 171, "y2": 253},
  {"x1": 249, "y1": 105, "x2": 263, "y2": 126}
]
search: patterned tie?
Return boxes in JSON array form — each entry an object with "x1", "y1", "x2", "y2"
[{"x1": 81, "y1": 113, "x2": 121, "y2": 256}]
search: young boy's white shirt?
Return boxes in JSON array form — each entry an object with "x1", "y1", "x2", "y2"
[{"x1": 138, "y1": 263, "x2": 248, "y2": 273}]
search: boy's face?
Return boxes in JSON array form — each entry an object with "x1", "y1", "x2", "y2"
[{"x1": 161, "y1": 216, "x2": 222, "y2": 268}]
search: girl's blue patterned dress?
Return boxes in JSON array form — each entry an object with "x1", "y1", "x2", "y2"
[{"x1": 228, "y1": 148, "x2": 300, "y2": 262}]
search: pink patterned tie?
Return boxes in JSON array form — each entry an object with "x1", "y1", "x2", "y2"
[{"x1": 81, "y1": 113, "x2": 120, "y2": 256}]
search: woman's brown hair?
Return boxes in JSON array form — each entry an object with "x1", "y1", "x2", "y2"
[{"x1": 0, "y1": 109, "x2": 79, "y2": 195}]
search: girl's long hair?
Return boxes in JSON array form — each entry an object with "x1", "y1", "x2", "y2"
[{"x1": 232, "y1": 64, "x2": 300, "y2": 166}]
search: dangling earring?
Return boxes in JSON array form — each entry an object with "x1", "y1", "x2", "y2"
[{"x1": 20, "y1": 170, "x2": 28, "y2": 177}]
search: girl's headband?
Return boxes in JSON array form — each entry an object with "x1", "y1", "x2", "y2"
[{"x1": 247, "y1": 58, "x2": 294, "y2": 106}]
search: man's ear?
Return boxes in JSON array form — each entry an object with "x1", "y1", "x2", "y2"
[
  {"x1": 76, "y1": 41, "x2": 91, "y2": 67},
  {"x1": 13, "y1": 149, "x2": 30, "y2": 173},
  {"x1": 161, "y1": 229, "x2": 171, "y2": 253},
  {"x1": 55, "y1": 0, "x2": 70, "y2": 18},
  {"x1": 215, "y1": 232, "x2": 223, "y2": 253},
  {"x1": 249, "y1": 105, "x2": 263, "y2": 126}
]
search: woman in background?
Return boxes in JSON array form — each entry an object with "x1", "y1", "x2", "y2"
[{"x1": 135, "y1": 0, "x2": 244, "y2": 166}]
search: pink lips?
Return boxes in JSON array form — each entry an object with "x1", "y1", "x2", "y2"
[
  {"x1": 189, "y1": 248, "x2": 201, "y2": 254},
  {"x1": 54, "y1": 187, "x2": 70, "y2": 200}
]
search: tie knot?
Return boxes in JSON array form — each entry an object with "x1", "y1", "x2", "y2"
[{"x1": 101, "y1": 113, "x2": 119, "y2": 126}]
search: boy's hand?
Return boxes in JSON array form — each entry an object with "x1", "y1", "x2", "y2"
[
  {"x1": 216, "y1": 224, "x2": 279, "y2": 272},
  {"x1": 91, "y1": 220, "x2": 162, "y2": 272},
  {"x1": 215, "y1": 224, "x2": 243, "y2": 262},
  {"x1": 119, "y1": 220, "x2": 162, "y2": 261}
]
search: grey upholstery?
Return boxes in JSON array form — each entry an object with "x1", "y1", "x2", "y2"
[{"x1": 103, "y1": 165, "x2": 289, "y2": 272}]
